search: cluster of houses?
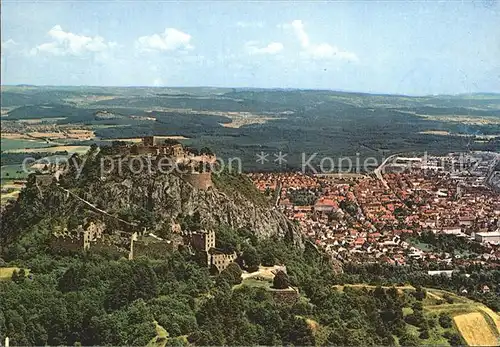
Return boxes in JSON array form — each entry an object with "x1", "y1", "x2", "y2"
[{"x1": 249, "y1": 153, "x2": 500, "y2": 268}]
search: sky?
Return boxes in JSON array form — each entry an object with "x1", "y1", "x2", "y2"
[{"x1": 1, "y1": 0, "x2": 499, "y2": 95}]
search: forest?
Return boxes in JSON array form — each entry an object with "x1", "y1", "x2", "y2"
[
  {"x1": 1, "y1": 87, "x2": 499, "y2": 171},
  {"x1": 2, "y1": 221, "x2": 499, "y2": 346}
]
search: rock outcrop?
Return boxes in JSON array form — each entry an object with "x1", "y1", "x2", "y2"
[
  {"x1": 82, "y1": 170, "x2": 298, "y2": 241},
  {"x1": 1, "y1": 166, "x2": 300, "y2": 250}
]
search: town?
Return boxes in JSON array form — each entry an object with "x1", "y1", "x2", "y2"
[{"x1": 250, "y1": 151, "x2": 500, "y2": 272}]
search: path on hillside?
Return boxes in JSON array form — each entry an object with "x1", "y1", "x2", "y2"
[
  {"x1": 333, "y1": 283, "x2": 499, "y2": 343},
  {"x1": 274, "y1": 181, "x2": 282, "y2": 207},
  {"x1": 57, "y1": 184, "x2": 138, "y2": 228}
]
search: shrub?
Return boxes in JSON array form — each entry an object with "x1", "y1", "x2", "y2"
[
  {"x1": 273, "y1": 270, "x2": 290, "y2": 289},
  {"x1": 438, "y1": 313, "x2": 452, "y2": 329}
]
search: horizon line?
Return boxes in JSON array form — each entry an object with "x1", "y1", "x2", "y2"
[{"x1": 1, "y1": 83, "x2": 500, "y2": 98}]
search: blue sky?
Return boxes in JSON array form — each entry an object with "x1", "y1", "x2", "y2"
[{"x1": 1, "y1": 0, "x2": 499, "y2": 95}]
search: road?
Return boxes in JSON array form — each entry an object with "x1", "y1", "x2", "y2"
[
  {"x1": 373, "y1": 153, "x2": 399, "y2": 188},
  {"x1": 485, "y1": 152, "x2": 500, "y2": 191}
]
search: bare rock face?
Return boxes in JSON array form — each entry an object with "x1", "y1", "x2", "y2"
[
  {"x1": 75, "y1": 171, "x2": 300, "y2": 243},
  {"x1": 0, "y1": 157, "x2": 300, "y2": 253}
]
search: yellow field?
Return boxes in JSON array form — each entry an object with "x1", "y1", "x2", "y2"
[
  {"x1": 417, "y1": 114, "x2": 500, "y2": 125},
  {"x1": 100, "y1": 136, "x2": 189, "y2": 143},
  {"x1": 241, "y1": 265, "x2": 287, "y2": 281},
  {"x1": 17, "y1": 117, "x2": 67, "y2": 124},
  {"x1": 2, "y1": 129, "x2": 95, "y2": 141},
  {"x1": 1, "y1": 190, "x2": 20, "y2": 203},
  {"x1": 219, "y1": 117, "x2": 279, "y2": 128},
  {"x1": 419, "y1": 130, "x2": 452, "y2": 136},
  {"x1": 152, "y1": 135, "x2": 189, "y2": 140},
  {"x1": 27, "y1": 131, "x2": 67, "y2": 139},
  {"x1": 100, "y1": 137, "x2": 143, "y2": 143},
  {"x1": 0, "y1": 267, "x2": 20, "y2": 280},
  {"x1": 5, "y1": 145, "x2": 90, "y2": 154},
  {"x1": 27, "y1": 130, "x2": 94, "y2": 140},
  {"x1": 419, "y1": 130, "x2": 499, "y2": 139},
  {"x1": 478, "y1": 306, "x2": 500, "y2": 333},
  {"x1": 1, "y1": 132, "x2": 32, "y2": 140},
  {"x1": 333, "y1": 284, "x2": 500, "y2": 346},
  {"x1": 454, "y1": 312, "x2": 499, "y2": 346}
]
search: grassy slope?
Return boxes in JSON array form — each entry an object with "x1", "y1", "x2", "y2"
[
  {"x1": 148, "y1": 320, "x2": 188, "y2": 347},
  {"x1": 0, "y1": 267, "x2": 20, "y2": 280},
  {"x1": 453, "y1": 313, "x2": 498, "y2": 346},
  {"x1": 0, "y1": 267, "x2": 31, "y2": 281},
  {"x1": 332, "y1": 284, "x2": 499, "y2": 346},
  {"x1": 212, "y1": 170, "x2": 269, "y2": 207}
]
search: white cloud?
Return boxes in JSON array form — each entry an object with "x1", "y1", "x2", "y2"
[
  {"x1": 245, "y1": 41, "x2": 284, "y2": 55},
  {"x1": 236, "y1": 21, "x2": 264, "y2": 28},
  {"x1": 284, "y1": 19, "x2": 358, "y2": 62},
  {"x1": 135, "y1": 28, "x2": 193, "y2": 52},
  {"x1": 31, "y1": 25, "x2": 116, "y2": 56},
  {"x1": 2, "y1": 39, "x2": 20, "y2": 51},
  {"x1": 153, "y1": 78, "x2": 164, "y2": 86},
  {"x1": 291, "y1": 20, "x2": 310, "y2": 48},
  {"x1": 306, "y1": 43, "x2": 359, "y2": 61}
]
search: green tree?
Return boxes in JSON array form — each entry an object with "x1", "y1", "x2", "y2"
[
  {"x1": 241, "y1": 245, "x2": 260, "y2": 272},
  {"x1": 438, "y1": 313, "x2": 452, "y2": 329},
  {"x1": 273, "y1": 270, "x2": 290, "y2": 289},
  {"x1": 414, "y1": 285, "x2": 426, "y2": 301},
  {"x1": 261, "y1": 252, "x2": 275, "y2": 267},
  {"x1": 399, "y1": 332, "x2": 420, "y2": 347},
  {"x1": 216, "y1": 263, "x2": 242, "y2": 286}
]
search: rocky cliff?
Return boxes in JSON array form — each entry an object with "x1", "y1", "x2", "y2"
[
  {"x1": 82, "y1": 169, "x2": 298, "y2": 240},
  {"x1": 1, "y1": 159, "x2": 299, "y2": 250}
]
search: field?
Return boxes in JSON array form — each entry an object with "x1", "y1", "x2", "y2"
[
  {"x1": 419, "y1": 130, "x2": 500, "y2": 138},
  {"x1": 0, "y1": 267, "x2": 20, "y2": 280},
  {"x1": 17, "y1": 117, "x2": 67, "y2": 123},
  {"x1": 100, "y1": 135, "x2": 190, "y2": 143},
  {"x1": 0, "y1": 267, "x2": 30, "y2": 281},
  {"x1": 1, "y1": 189, "x2": 21, "y2": 204},
  {"x1": 1, "y1": 164, "x2": 29, "y2": 204},
  {"x1": 240, "y1": 265, "x2": 285, "y2": 280},
  {"x1": 219, "y1": 115, "x2": 282, "y2": 128},
  {"x1": 417, "y1": 114, "x2": 500, "y2": 126},
  {"x1": 1, "y1": 86, "x2": 498, "y2": 172},
  {"x1": 479, "y1": 306, "x2": 500, "y2": 332},
  {"x1": 0, "y1": 132, "x2": 88, "y2": 205},
  {"x1": 1, "y1": 164, "x2": 30, "y2": 179},
  {"x1": 332, "y1": 284, "x2": 500, "y2": 346},
  {"x1": 1, "y1": 138, "x2": 52, "y2": 151},
  {"x1": 148, "y1": 319, "x2": 188, "y2": 347},
  {"x1": 233, "y1": 265, "x2": 284, "y2": 290},
  {"x1": 4, "y1": 145, "x2": 90, "y2": 154},
  {"x1": 454, "y1": 313, "x2": 498, "y2": 346}
]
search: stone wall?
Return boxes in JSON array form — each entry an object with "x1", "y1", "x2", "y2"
[
  {"x1": 269, "y1": 287, "x2": 300, "y2": 305},
  {"x1": 188, "y1": 230, "x2": 216, "y2": 253},
  {"x1": 210, "y1": 251, "x2": 237, "y2": 273}
]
